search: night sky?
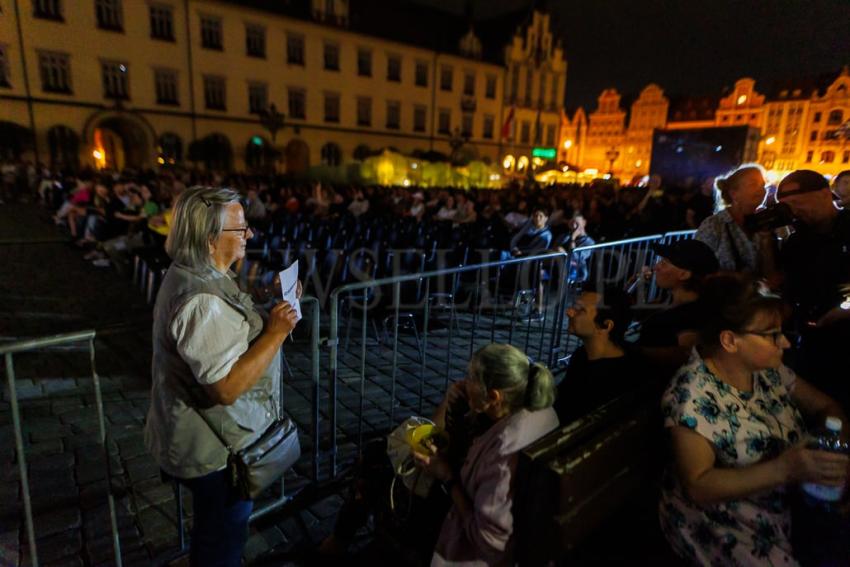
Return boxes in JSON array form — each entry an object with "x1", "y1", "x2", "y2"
[{"x1": 417, "y1": 0, "x2": 850, "y2": 111}]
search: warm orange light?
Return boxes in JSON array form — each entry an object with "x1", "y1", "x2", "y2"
[
  {"x1": 563, "y1": 139, "x2": 572, "y2": 149},
  {"x1": 737, "y1": 95, "x2": 747, "y2": 105},
  {"x1": 92, "y1": 150, "x2": 103, "y2": 160},
  {"x1": 765, "y1": 136, "x2": 776, "y2": 145}
]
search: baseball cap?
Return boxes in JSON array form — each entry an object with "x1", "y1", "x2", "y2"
[{"x1": 652, "y1": 240, "x2": 719, "y2": 277}]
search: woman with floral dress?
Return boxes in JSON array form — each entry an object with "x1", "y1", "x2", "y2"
[{"x1": 659, "y1": 273, "x2": 849, "y2": 566}]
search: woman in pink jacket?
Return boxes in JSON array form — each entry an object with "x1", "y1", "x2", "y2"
[{"x1": 415, "y1": 343, "x2": 560, "y2": 566}]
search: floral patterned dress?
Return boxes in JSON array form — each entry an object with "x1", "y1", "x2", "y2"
[{"x1": 659, "y1": 350, "x2": 807, "y2": 567}]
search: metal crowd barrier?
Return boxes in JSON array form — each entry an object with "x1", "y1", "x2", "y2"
[
  {"x1": 325, "y1": 251, "x2": 570, "y2": 477},
  {"x1": 2, "y1": 330, "x2": 123, "y2": 567}
]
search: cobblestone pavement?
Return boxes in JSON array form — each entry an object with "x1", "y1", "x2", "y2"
[{"x1": 0, "y1": 204, "x2": 344, "y2": 566}]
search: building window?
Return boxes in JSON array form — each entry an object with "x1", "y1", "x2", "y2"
[
  {"x1": 356, "y1": 96, "x2": 371, "y2": 126},
  {"x1": 538, "y1": 73, "x2": 547, "y2": 106},
  {"x1": 101, "y1": 61, "x2": 129, "y2": 100},
  {"x1": 324, "y1": 42, "x2": 339, "y2": 71},
  {"x1": 287, "y1": 34, "x2": 305, "y2": 65},
  {"x1": 321, "y1": 143, "x2": 342, "y2": 166},
  {"x1": 440, "y1": 65, "x2": 452, "y2": 91},
  {"x1": 550, "y1": 75, "x2": 559, "y2": 108},
  {"x1": 482, "y1": 114, "x2": 494, "y2": 139},
  {"x1": 415, "y1": 61, "x2": 428, "y2": 87},
  {"x1": 843, "y1": 151, "x2": 849, "y2": 164},
  {"x1": 203, "y1": 75, "x2": 226, "y2": 110},
  {"x1": 357, "y1": 48, "x2": 371, "y2": 77},
  {"x1": 154, "y1": 68, "x2": 178, "y2": 105},
  {"x1": 461, "y1": 114, "x2": 472, "y2": 137},
  {"x1": 0, "y1": 46, "x2": 10, "y2": 88},
  {"x1": 149, "y1": 5, "x2": 174, "y2": 40},
  {"x1": 485, "y1": 75, "x2": 496, "y2": 99},
  {"x1": 520, "y1": 121, "x2": 530, "y2": 144},
  {"x1": 324, "y1": 92, "x2": 340, "y2": 123},
  {"x1": 38, "y1": 51, "x2": 71, "y2": 93},
  {"x1": 813, "y1": 112, "x2": 822, "y2": 123},
  {"x1": 524, "y1": 67, "x2": 533, "y2": 105},
  {"x1": 288, "y1": 88, "x2": 305, "y2": 119},
  {"x1": 413, "y1": 105, "x2": 426, "y2": 132},
  {"x1": 463, "y1": 71, "x2": 475, "y2": 96},
  {"x1": 387, "y1": 54, "x2": 401, "y2": 82},
  {"x1": 95, "y1": 0, "x2": 122, "y2": 31},
  {"x1": 828, "y1": 110, "x2": 844, "y2": 126},
  {"x1": 246, "y1": 24, "x2": 266, "y2": 58},
  {"x1": 821, "y1": 151, "x2": 835, "y2": 163},
  {"x1": 438, "y1": 109, "x2": 450, "y2": 134},
  {"x1": 546, "y1": 124, "x2": 556, "y2": 147},
  {"x1": 386, "y1": 101, "x2": 400, "y2": 129},
  {"x1": 34, "y1": 0, "x2": 63, "y2": 20},
  {"x1": 248, "y1": 82, "x2": 267, "y2": 114},
  {"x1": 806, "y1": 150, "x2": 813, "y2": 163},
  {"x1": 509, "y1": 66, "x2": 519, "y2": 102},
  {"x1": 200, "y1": 15, "x2": 222, "y2": 50}
]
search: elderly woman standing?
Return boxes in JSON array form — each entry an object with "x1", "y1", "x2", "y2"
[
  {"x1": 695, "y1": 164, "x2": 775, "y2": 275},
  {"x1": 144, "y1": 187, "x2": 299, "y2": 566}
]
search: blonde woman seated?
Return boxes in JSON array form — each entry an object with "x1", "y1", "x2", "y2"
[
  {"x1": 659, "y1": 273, "x2": 848, "y2": 566},
  {"x1": 415, "y1": 343, "x2": 559, "y2": 566}
]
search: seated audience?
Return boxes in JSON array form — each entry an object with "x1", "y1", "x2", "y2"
[
  {"x1": 509, "y1": 208, "x2": 552, "y2": 257},
  {"x1": 659, "y1": 273, "x2": 848, "y2": 567},
  {"x1": 555, "y1": 287, "x2": 643, "y2": 423},
  {"x1": 637, "y1": 239, "x2": 719, "y2": 372},
  {"x1": 832, "y1": 169, "x2": 850, "y2": 208},
  {"x1": 555, "y1": 212, "x2": 595, "y2": 282}
]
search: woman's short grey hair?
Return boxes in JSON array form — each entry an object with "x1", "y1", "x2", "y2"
[{"x1": 165, "y1": 186, "x2": 241, "y2": 268}]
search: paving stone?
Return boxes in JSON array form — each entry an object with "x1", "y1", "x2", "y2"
[
  {"x1": 21, "y1": 438, "x2": 64, "y2": 460},
  {"x1": 125, "y1": 455, "x2": 159, "y2": 483},
  {"x1": 85, "y1": 528, "x2": 143, "y2": 564},
  {"x1": 28, "y1": 451, "x2": 74, "y2": 473},
  {"x1": 76, "y1": 455, "x2": 124, "y2": 485},
  {"x1": 133, "y1": 481, "x2": 175, "y2": 511},
  {"x1": 243, "y1": 531, "x2": 272, "y2": 563},
  {"x1": 27, "y1": 422, "x2": 71, "y2": 443},
  {"x1": 40, "y1": 378, "x2": 80, "y2": 395},
  {"x1": 308, "y1": 493, "x2": 344, "y2": 520},
  {"x1": 21, "y1": 529, "x2": 81, "y2": 565},
  {"x1": 32, "y1": 507, "x2": 81, "y2": 540},
  {"x1": 79, "y1": 477, "x2": 127, "y2": 510},
  {"x1": 117, "y1": 434, "x2": 146, "y2": 460},
  {"x1": 0, "y1": 529, "x2": 19, "y2": 567}
]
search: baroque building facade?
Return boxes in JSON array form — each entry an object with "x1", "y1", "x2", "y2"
[
  {"x1": 561, "y1": 67, "x2": 850, "y2": 181},
  {"x1": 0, "y1": 0, "x2": 567, "y2": 174}
]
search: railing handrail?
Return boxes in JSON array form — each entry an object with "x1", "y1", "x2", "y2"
[
  {"x1": 0, "y1": 329, "x2": 96, "y2": 355},
  {"x1": 328, "y1": 250, "x2": 569, "y2": 302},
  {"x1": 662, "y1": 229, "x2": 697, "y2": 238},
  {"x1": 571, "y1": 233, "x2": 664, "y2": 254}
]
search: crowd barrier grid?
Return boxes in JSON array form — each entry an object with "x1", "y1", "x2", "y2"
[{"x1": 2, "y1": 330, "x2": 123, "y2": 567}]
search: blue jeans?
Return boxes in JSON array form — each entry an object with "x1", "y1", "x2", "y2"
[{"x1": 182, "y1": 468, "x2": 253, "y2": 567}]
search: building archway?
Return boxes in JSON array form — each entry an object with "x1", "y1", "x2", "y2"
[
  {"x1": 320, "y1": 142, "x2": 342, "y2": 166},
  {"x1": 0, "y1": 121, "x2": 34, "y2": 161},
  {"x1": 284, "y1": 139, "x2": 310, "y2": 175},
  {"x1": 47, "y1": 126, "x2": 80, "y2": 171},
  {"x1": 158, "y1": 132, "x2": 183, "y2": 165},
  {"x1": 188, "y1": 133, "x2": 233, "y2": 171},
  {"x1": 83, "y1": 110, "x2": 154, "y2": 170}
]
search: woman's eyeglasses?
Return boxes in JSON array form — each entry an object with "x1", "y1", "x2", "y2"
[
  {"x1": 221, "y1": 226, "x2": 251, "y2": 238},
  {"x1": 739, "y1": 329, "x2": 785, "y2": 345}
]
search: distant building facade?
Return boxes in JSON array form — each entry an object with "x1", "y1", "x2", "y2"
[
  {"x1": 561, "y1": 67, "x2": 850, "y2": 181},
  {"x1": 0, "y1": 0, "x2": 567, "y2": 174}
]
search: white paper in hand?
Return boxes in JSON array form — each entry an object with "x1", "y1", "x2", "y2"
[{"x1": 278, "y1": 261, "x2": 302, "y2": 322}]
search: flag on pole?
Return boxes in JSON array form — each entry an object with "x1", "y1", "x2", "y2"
[{"x1": 501, "y1": 106, "x2": 515, "y2": 141}]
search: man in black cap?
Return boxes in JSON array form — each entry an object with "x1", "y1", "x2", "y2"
[
  {"x1": 776, "y1": 170, "x2": 850, "y2": 410},
  {"x1": 637, "y1": 239, "x2": 720, "y2": 373}
]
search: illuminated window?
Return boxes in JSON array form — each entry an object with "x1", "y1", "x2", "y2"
[
  {"x1": 828, "y1": 110, "x2": 844, "y2": 125},
  {"x1": 503, "y1": 155, "x2": 515, "y2": 170},
  {"x1": 806, "y1": 151, "x2": 813, "y2": 163},
  {"x1": 517, "y1": 156, "x2": 529, "y2": 172},
  {"x1": 737, "y1": 94, "x2": 747, "y2": 105},
  {"x1": 843, "y1": 151, "x2": 849, "y2": 164},
  {"x1": 821, "y1": 151, "x2": 835, "y2": 163},
  {"x1": 813, "y1": 112, "x2": 822, "y2": 123}
]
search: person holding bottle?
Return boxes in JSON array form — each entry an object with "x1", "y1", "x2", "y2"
[{"x1": 659, "y1": 272, "x2": 848, "y2": 567}]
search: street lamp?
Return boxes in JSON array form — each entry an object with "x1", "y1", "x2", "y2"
[
  {"x1": 259, "y1": 103, "x2": 286, "y2": 143},
  {"x1": 448, "y1": 126, "x2": 470, "y2": 164},
  {"x1": 605, "y1": 147, "x2": 620, "y2": 175}
]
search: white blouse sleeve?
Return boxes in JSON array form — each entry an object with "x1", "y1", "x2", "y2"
[{"x1": 170, "y1": 293, "x2": 251, "y2": 385}]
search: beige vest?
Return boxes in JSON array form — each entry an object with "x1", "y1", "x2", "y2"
[{"x1": 144, "y1": 263, "x2": 280, "y2": 479}]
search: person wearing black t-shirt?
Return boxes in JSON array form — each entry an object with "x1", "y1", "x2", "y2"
[
  {"x1": 637, "y1": 240, "x2": 719, "y2": 375},
  {"x1": 556, "y1": 288, "x2": 644, "y2": 423}
]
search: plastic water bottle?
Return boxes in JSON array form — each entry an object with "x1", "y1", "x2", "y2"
[{"x1": 801, "y1": 417, "x2": 849, "y2": 503}]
